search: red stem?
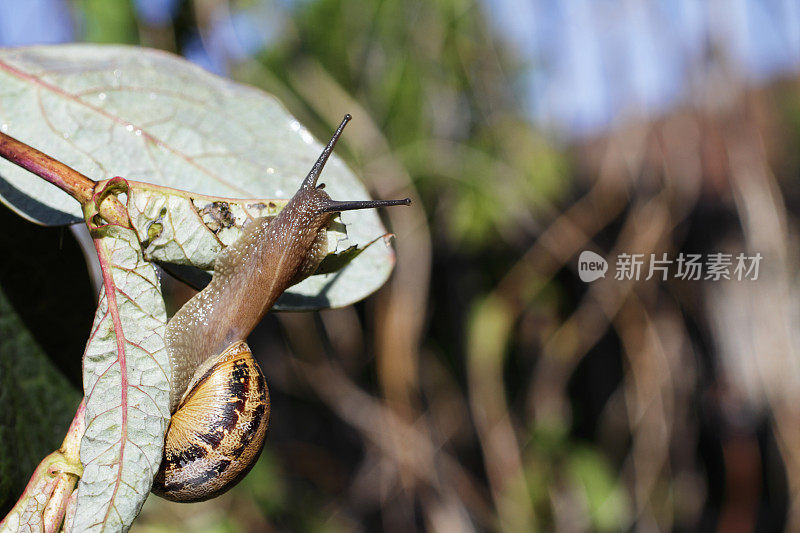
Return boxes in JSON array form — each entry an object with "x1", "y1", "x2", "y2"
[
  {"x1": 0, "y1": 132, "x2": 94, "y2": 204},
  {"x1": 0, "y1": 132, "x2": 129, "y2": 226}
]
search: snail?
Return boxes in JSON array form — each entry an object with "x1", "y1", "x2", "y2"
[{"x1": 151, "y1": 114, "x2": 410, "y2": 502}]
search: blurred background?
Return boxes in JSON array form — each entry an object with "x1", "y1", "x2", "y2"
[{"x1": 1, "y1": 0, "x2": 800, "y2": 531}]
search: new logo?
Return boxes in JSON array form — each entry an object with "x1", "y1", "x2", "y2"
[{"x1": 578, "y1": 250, "x2": 608, "y2": 282}]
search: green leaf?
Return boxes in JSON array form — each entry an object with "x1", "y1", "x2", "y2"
[
  {"x1": 0, "y1": 44, "x2": 396, "y2": 308},
  {"x1": 125, "y1": 182, "x2": 393, "y2": 310},
  {"x1": 0, "y1": 285, "x2": 80, "y2": 518},
  {"x1": 77, "y1": 0, "x2": 138, "y2": 44},
  {"x1": 567, "y1": 446, "x2": 631, "y2": 531},
  {"x1": 73, "y1": 224, "x2": 170, "y2": 532}
]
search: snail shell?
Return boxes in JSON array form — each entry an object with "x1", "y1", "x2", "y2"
[
  {"x1": 151, "y1": 115, "x2": 409, "y2": 502},
  {"x1": 152, "y1": 341, "x2": 270, "y2": 502}
]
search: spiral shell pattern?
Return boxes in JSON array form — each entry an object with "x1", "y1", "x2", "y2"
[{"x1": 152, "y1": 341, "x2": 270, "y2": 502}]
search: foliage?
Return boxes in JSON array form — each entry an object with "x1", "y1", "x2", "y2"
[
  {"x1": 3, "y1": 0, "x2": 800, "y2": 531},
  {"x1": 0, "y1": 42, "x2": 398, "y2": 530},
  {"x1": 0, "y1": 287, "x2": 81, "y2": 516}
]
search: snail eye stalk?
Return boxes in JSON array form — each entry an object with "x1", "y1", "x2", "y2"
[
  {"x1": 322, "y1": 198, "x2": 412, "y2": 213},
  {"x1": 301, "y1": 114, "x2": 351, "y2": 190}
]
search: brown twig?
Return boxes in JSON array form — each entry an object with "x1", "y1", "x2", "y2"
[
  {"x1": 0, "y1": 132, "x2": 128, "y2": 226},
  {"x1": 0, "y1": 133, "x2": 94, "y2": 203}
]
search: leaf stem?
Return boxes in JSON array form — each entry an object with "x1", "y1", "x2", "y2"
[
  {"x1": 0, "y1": 132, "x2": 94, "y2": 202},
  {"x1": 0, "y1": 132, "x2": 129, "y2": 226},
  {"x1": 60, "y1": 399, "x2": 86, "y2": 464},
  {"x1": 0, "y1": 400, "x2": 86, "y2": 532}
]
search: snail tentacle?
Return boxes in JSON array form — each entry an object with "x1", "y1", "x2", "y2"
[{"x1": 154, "y1": 115, "x2": 410, "y2": 502}]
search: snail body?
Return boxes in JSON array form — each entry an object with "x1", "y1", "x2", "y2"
[{"x1": 152, "y1": 115, "x2": 410, "y2": 502}]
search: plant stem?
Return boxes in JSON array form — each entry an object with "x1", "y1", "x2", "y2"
[
  {"x1": 0, "y1": 400, "x2": 86, "y2": 532},
  {"x1": 60, "y1": 399, "x2": 86, "y2": 463},
  {"x1": 0, "y1": 132, "x2": 128, "y2": 226},
  {"x1": 0, "y1": 132, "x2": 94, "y2": 203}
]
